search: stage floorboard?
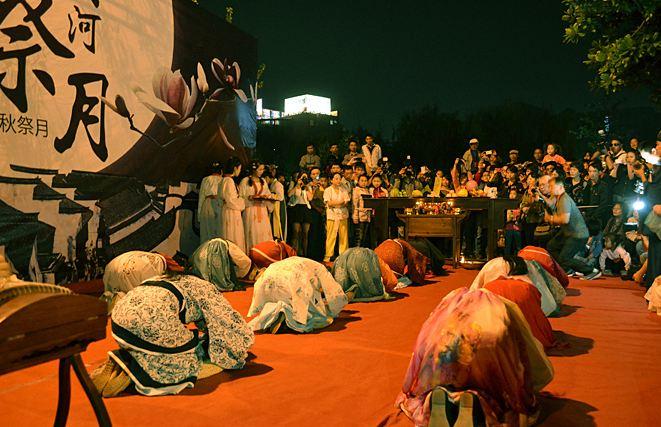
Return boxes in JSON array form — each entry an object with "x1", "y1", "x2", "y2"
[{"x1": 1, "y1": 269, "x2": 659, "y2": 426}]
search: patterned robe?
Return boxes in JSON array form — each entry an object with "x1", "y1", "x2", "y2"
[
  {"x1": 109, "y1": 274, "x2": 254, "y2": 396},
  {"x1": 247, "y1": 257, "x2": 348, "y2": 333},
  {"x1": 332, "y1": 247, "x2": 389, "y2": 302},
  {"x1": 396, "y1": 287, "x2": 553, "y2": 426},
  {"x1": 103, "y1": 251, "x2": 166, "y2": 296},
  {"x1": 191, "y1": 238, "x2": 253, "y2": 291}
]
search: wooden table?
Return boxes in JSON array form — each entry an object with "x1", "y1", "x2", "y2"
[
  {"x1": 364, "y1": 197, "x2": 521, "y2": 260},
  {"x1": 396, "y1": 213, "x2": 467, "y2": 267},
  {"x1": 0, "y1": 293, "x2": 110, "y2": 426}
]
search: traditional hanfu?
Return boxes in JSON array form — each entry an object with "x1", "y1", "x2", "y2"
[
  {"x1": 374, "y1": 239, "x2": 429, "y2": 285},
  {"x1": 249, "y1": 240, "x2": 297, "y2": 269},
  {"x1": 469, "y1": 257, "x2": 565, "y2": 316},
  {"x1": 109, "y1": 274, "x2": 254, "y2": 396},
  {"x1": 332, "y1": 247, "x2": 390, "y2": 302},
  {"x1": 519, "y1": 245, "x2": 569, "y2": 288},
  {"x1": 102, "y1": 251, "x2": 183, "y2": 311},
  {"x1": 191, "y1": 238, "x2": 255, "y2": 291},
  {"x1": 269, "y1": 180, "x2": 287, "y2": 241},
  {"x1": 197, "y1": 174, "x2": 223, "y2": 244},
  {"x1": 644, "y1": 276, "x2": 661, "y2": 316},
  {"x1": 483, "y1": 279, "x2": 556, "y2": 348},
  {"x1": 396, "y1": 287, "x2": 553, "y2": 426},
  {"x1": 247, "y1": 257, "x2": 348, "y2": 333},
  {"x1": 219, "y1": 176, "x2": 246, "y2": 252},
  {"x1": 239, "y1": 177, "x2": 273, "y2": 250}
]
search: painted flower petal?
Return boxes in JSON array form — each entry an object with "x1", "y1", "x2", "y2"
[
  {"x1": 114, "y1": 94, "x2": 131, "y2": 118},
  {"x1": 209, "y1": 88, "x2": 225, "y2": 100},
  {"x1": 211, "y1": 58, "x2": 225, "y2": 83},
  {"x1": 234, "y1": 88, "x2": 248, "y2": 103},
  {"x1": 101, "y1": 96, "x2": 119, "y2": 114},
  {"x1": 217, "y1": 123, "x2": 235, "y2": 151},
  {"x1": 184, "y1": 75, "x2": 198, "y2": 119},
  {"x1": 167, "y1": 70, "x2": 187, "y2": 115},
  {"x1": 174, "y1": 117, "x2": 194, "y2": 129},
  {"x1": 232, "y1": 61, "x2": 241, "y2": 84},
  {"x1": 152, "y1": 67, "x2": 171, "y2": 103},
  {"x1": 196, "y1": 62, "x2": 209, "y2": 93},
  {"x1": 133, "y1": 86, "x2": 180, "y2": 124}
]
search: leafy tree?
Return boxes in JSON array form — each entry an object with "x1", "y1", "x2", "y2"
[{"x1": 562, "y1": 0, "x2": 660, "y2": 103}]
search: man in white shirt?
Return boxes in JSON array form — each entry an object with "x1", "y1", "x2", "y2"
[{"x1": 361, "y1": 134, "x2": 382, "y2": 176}]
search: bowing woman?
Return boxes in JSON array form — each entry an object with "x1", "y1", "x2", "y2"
[
  {"x1": 239, "y1": 161, "x2": 274, "y2": 250},
  {"x1": 219, "y1": 157, "x2": 246, "y2": 252}
]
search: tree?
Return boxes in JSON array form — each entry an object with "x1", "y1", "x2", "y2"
[{"x1": 562, "y1": 0, "x2": 660, "y2": 103}]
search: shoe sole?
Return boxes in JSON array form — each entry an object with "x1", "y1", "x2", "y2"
[{"x1": 429, "y1": 388, "x2": 451, "y2": 427}]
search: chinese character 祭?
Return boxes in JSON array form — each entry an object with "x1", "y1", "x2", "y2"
[{"x1": 0, "y1": 0, "x2": 75, "y2": 112}]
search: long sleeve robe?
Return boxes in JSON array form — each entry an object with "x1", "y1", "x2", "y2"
[
  {"x1": 239, "y1": 177, "x2": 273, "y2": 251},
  {"x1": 219, "y1": 176, "x2": 246, "y2": 252},
  {"x1": 198, "y1": 175, "x2": 223, "y2": 244}
]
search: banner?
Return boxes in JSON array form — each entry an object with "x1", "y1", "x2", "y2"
[{"x1": 0, "y1": 0, "x2": 257, "y2": 280}]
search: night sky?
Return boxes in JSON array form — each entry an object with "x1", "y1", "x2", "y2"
[{"x1": 202, "y1": 0, "x2": 653, "y2": 135}]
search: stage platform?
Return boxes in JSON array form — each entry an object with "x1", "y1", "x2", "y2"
[{"x1": 1, "y1": 270, "x2": 659, "y2": 426}]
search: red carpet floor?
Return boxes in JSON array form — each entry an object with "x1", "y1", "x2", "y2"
[{"x1": 1, "y1": 269, "x2": 660, "y2": 426}]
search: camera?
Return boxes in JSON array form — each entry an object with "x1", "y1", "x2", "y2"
[{"x1": 300, "y1": 176, "x2": 309, "y2": 185}]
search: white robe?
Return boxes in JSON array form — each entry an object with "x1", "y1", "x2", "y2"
[
  {"x1": 219, "y1": 176, "x2": 246, "y2": 252},
  {"x1": 103, "y1": 251, "x2": 166, "y2": 295},
  {"x1": 645, "y1": 277, "x2": 661, "y2": 316},
  {"x1": 239, "y1": 177, "x2": 273, "y2": 251},
  {"x1": 198, "y1": 175, "x2": 223, "y2": 244},
  {"x1": 469, "y1": 257, "x2": 560, "y2": 316},
  {"x1": 247, "y1": 257, "x2": 348, "y2": 333}
]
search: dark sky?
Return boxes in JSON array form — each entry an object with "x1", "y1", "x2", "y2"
[{"x1": 202, "y1": 0, "x2": 653, "y2": 134}]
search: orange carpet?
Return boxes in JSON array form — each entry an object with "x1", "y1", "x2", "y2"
[{"x1": 1, "y1": 270, "x2": 660, "y2": 427}]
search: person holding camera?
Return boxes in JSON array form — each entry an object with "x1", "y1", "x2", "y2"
[
  {"x1": 544, "y1": 176, "x2": 602, "y2": 280},
  {"x1": 287, "y1": 171, "x2": 314, "y2": 256},
  {"x1": 461, "y1": 138, "x2": 481, "y2": 174},
  {"x1": 604, "y1": 139, "x2": 627, "y2": 177}
]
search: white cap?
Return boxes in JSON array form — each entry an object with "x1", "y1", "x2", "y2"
[{"x1": 469, "y1": 138, "x2": 479, "y2": 145}]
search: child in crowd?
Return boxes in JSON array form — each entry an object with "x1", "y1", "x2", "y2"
[
  {"x1": 574, "y1": 218, "x2": 603, "y2": 270},
  {"x1": 370, "y1": 174, "x2": 389, "y2": 198},
  {"x1": 353, "y1": 175, "x2": 373, "y2": 247},
  {"x1": 600, "y1": 233, "x2": 632, "y2": 278}
]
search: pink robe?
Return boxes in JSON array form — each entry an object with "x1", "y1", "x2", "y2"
[{"x1": 239, "y1": 177, "x2": 273, "y2": 251}]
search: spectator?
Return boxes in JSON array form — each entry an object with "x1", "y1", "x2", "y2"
[
  {"x1": 544, "y1": 176, "x2": 601, "y2": 279},
  {"x1": 600, "y1": 232, "x2": 632, "y2": 278},
  {"x1": 507, "y1": 149, "x2": 519, "y2": 167},
  {"x1": 323, "y1": 172, "x2": 351, "y2": 264},
  {"x1": 532, "y1": 148, "x2": 544, "y2": 167},
  {"x1": 371, "y1": 174, "x2": 389, "y2": 198},
  {"x1": 299, "y1": 144, "x2": 321, "y2": 171},
  {"x1": 566, "y1": 162, "x2": 586, "y2": 205},
  {"x1": 287, "y1": 171, "x2": 313, "y2": 256},
  {"x1": 603, "y1": 202, "x2": 625, "y2": 236},
  {"x1": 629, "y1": 137, "x2": 640, "y2": 153},
  {"x1": 574, "y1": 217, "x2": 604, "y2": 270},
  {"x1": 542, "y1": 143, "x2": 566, "y2": 165},
  {"x1": 361, "y1": 134, "x2": 382, "y2": 175},
  {"x1": 342, "y1": 138, "x2": 364, "y2": 166},
  {"x1": 353, "y1": 175, "x2": 374, "y2": 247},
  {"x1": 583, "y1": 161, "x2": 612, "y2": 226},
  {"x1": 325, "y1": 144, "x2": 341, "y2": 170},
  {"x1": 605, "y1": 139, "x2": 627, "y2": 177},
  {"x1": 461, "y1": 138, "x2": 481, "y2": 174}
]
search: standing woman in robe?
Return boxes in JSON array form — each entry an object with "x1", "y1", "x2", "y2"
[
  {"x1": 197, "y1": 162, "x2": 224, "y2": 244},
  {"x1": 268, "y1": 171, "x2": 287, "y2": 242},
  {"x1": 239, "y1": 161, "x2": 274, "y2": 250},
  {"x1": 219, "y1": 158, "x2": 246, "y2": 252}
]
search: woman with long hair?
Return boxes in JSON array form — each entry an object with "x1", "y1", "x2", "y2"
[
  {"x1": 287, "y1": 171, "x2": 313, "y2": 256},
  {"x1": 219, "y1": 157, "x2": 246, "y2": 252},
  {"x1": 197, "y1": 161, "x2": 224, "y2": 244},
  {"x1": 239, "y1": 161, "x2": 274, "y2": 250}
]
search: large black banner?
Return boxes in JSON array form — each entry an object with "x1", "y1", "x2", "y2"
[{"x1": 0, "y1": 0, "x2": 257, "y2": 281}]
